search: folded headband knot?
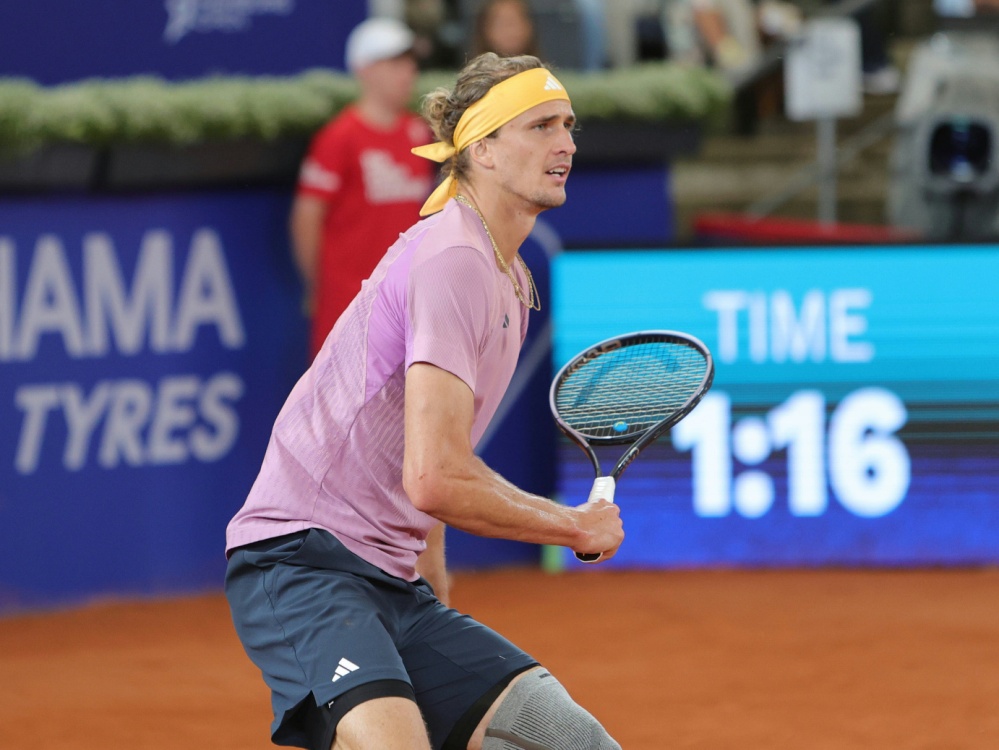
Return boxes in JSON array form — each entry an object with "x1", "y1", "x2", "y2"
[{"x1": 412, "y1": 67, "x2": 570, "y2": 216}]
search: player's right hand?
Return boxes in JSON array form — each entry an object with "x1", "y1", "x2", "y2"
[{"x1": 571, "y1": 499, "x2": 624, "y2": 561}]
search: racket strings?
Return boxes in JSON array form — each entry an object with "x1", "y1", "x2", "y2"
[{"x1": 555, "y1": 341, "x2": 708, "y2": 439}]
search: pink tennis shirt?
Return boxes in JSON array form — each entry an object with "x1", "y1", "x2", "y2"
[{"x1": 226, "y1": 199, "x2": 530, "y2": 581}]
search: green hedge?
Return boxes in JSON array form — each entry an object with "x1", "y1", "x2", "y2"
[{"x1": 0, "y1": 64, "x2": 730, "y2": 155}]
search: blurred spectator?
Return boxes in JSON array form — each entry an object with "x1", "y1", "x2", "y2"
[
  {"x1": 935, "y1": 0, "x2": 999, "y2": 16},
  {"x1": 291, "y1": 18, "x2": 433, "y2": 358},
  {"x1": 823, "y1": 0, "x2": 901, "y2": 95},
  {"x1": 605, "y1": 0, "x2": 766, "y2": 71},
  {"x1": 368, "y1": 0, "x2": 406, "y2": 17},
  {"x1": 462, "y1": 0, "x2": 605, "y2": 70},
  {"x1": 604, "y1": 0, "x2": 661, "y2": 68},
  {"x1": 757, "y1": 0, "x2": 803, "y2": 43},
  {"x1": 406, "y1": 0, "x2": 465, "y2": 69},
  {"x1": 666, "y1": 0, "x2": 762, "y2": 72},
  {"x1": 574, "y1": 0, "x2": 610, "y2": 69},
  {"x1": 470, "y1": 0, "x2": 541, "y2": 58},
  {"x1": 368, "y1": 0, "x2": 464, "y2": 69}
]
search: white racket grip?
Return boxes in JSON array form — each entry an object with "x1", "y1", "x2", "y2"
[
  {"x1": 577, "y1": 476, "x2": 616, "y2": 563},
  {"x1": 587, "y1": 476, "x2": 616, "y2": 505}
]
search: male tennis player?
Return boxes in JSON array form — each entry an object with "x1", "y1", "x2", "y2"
[{"x1": 225, "y1": 52, "x2": 624, "y2": 750}]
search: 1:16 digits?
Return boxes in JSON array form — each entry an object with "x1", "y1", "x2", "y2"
[{"x1": 673, "y1": 388, "x2": 910, "y2": 519}]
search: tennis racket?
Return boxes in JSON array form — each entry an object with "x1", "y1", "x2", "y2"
[{"x1": 550, "y1": 330, "x2": 715, "y2": 562}]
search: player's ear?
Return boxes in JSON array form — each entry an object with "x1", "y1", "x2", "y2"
[{"x1": 467, "y1": 138, "x2": 495, "y2": 170}]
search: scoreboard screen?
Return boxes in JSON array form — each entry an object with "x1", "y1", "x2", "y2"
[{"x1": 552, "y1": 245, "x2": 999, "y2": 567}]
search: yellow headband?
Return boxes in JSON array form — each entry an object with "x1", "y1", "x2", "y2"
[{"x1": 412, "y1": 67, "x2": 571, "y2": 216}]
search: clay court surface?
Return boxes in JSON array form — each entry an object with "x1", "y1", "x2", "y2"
[{"x1": 2, "y1": 567, "x2": 997, "y2": 749}]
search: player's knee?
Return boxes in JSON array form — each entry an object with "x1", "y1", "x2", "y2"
[{"x1": 482, "y1": 668, "x2": 621, "y2": 750}]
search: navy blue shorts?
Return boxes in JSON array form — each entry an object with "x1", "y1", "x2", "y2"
[{"x1": 225, "y1": 529, "x2": 538, "y2": 750}]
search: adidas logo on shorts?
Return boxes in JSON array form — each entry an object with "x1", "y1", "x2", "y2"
[{"x1": 332, "y1": 657, "x2": 360, "y2": 682}]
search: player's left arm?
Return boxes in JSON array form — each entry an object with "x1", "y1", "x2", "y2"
[{"x1": 415, "y1": 521, "x2": 450, "y2": 606}]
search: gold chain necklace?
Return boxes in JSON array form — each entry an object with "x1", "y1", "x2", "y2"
[{"x1": 455, "y1": 195, "x2": 541, "y2": 311}]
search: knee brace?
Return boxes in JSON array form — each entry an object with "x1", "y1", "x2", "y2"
[{"x1": 482, "y1": 668, "x2": 621, "y2": 750}]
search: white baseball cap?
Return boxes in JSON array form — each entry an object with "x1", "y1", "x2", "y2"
[{"x1": 345, "y1": 17, "x2": 416, "y2": 72}]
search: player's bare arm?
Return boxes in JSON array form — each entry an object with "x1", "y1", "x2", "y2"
[{"x1": 403, "y1": 362, "x2": 624, "y2": 559}]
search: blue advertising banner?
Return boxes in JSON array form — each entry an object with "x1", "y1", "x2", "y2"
[
  {"x1": 552, "y1": 245, "x2": 999, "y2": 568},
  {"x1": 0, "y1": 190, "x2": 309, "y2": 611},
  {"x1": 0, "y1": 0, "x2": 366, "y2": 84}
]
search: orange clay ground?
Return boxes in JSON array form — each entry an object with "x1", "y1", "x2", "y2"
[{"x1": 1, "y1": 567, "x2": 997, "y2": 750}]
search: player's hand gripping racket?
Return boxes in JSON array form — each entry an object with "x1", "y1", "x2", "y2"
[{"x1": 550, "y1": 331, "x2": 715, "y2": 562}]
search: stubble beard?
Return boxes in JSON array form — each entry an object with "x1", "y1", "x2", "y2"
[
  {"x1": 498, "y1": 169, "x2": 568, "y2": 213},
  {"x1": 527, "y1": 186, "x2": 567, "y2": 212}
]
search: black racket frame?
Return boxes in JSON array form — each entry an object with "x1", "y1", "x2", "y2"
[{"x1": 549, "y1": 330, "x2": 716, "y2": 481}]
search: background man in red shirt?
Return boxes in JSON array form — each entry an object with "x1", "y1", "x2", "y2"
[{"x1": 291, "y1": 17, "x2": 433, "y2": 358}]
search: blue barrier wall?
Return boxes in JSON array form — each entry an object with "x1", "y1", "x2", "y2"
[
  {"x1": 552, "y1": 246, "x2": 999, "y2": 569},
  {"x1": 0, "y1": 191, "x2": 308, "y2": 610}
]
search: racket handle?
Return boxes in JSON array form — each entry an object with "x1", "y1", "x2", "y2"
[
  {"x1": 575, "y1": 476, "x2": 616, "y2": 563},
  {"x1": 586, "y1": 476, "x2": 616, "y2": 505}
]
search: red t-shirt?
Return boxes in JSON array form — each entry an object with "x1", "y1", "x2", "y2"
[{"x1": 297, "y1": 105, "x2": 433, "y2": 356}]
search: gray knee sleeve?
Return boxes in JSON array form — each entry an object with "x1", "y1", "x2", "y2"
[{"x1": 482, "y1": 668, "x2": 621, "y2": 750}]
